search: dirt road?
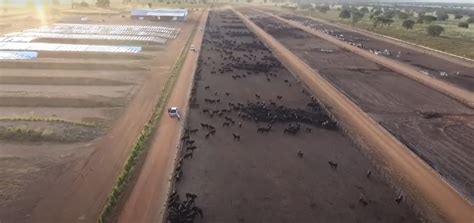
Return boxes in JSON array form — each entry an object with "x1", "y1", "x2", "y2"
[
  {"x1": 233, "y1": 8, "x2": 473, "y2": 223},
  {"x1": 117, "y1": 9, "x2": 208, "y2": 223},
  {"x1": 256, "y1": 10, "x2": 474, "y2": 109},
  {"x1": 26, "y1": 16, "x2": 200, "y2": 223}
]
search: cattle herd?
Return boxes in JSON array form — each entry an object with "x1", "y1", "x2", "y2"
[
  {"x1": 277, "y1": 13, "x2": 469, "y2": 81},
  {"x1": 166, "y1": 9, "x2": 418, "y2": 223}
]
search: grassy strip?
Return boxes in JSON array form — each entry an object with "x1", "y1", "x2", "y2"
[
  {"x1": 97, "y1": 16, "x2": 200, "y2": 223},
  {"x1": 0, "y1": 126, "x2": 54, "y2": 142},
  {"x1": 0, "y1": 116, "x2": 96, "y2": 127}
]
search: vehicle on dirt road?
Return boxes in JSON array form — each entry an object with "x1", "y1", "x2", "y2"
[{"x1": 168, "y1": 107, "x2": 181, "y2": 120}]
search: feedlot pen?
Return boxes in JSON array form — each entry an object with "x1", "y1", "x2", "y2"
[
  {"x1": 169, "y1": 9, "x2": 418, "y2": 223},
  {"x1": 240, "y1": 8, "x2": 474, "y2": 203}
]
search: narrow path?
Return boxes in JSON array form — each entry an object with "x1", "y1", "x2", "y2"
[
  {"x1": 256, "y1": 9, "x2": 474, "y2": 109},
  {"x1": 117, "y1": 9, "x2": 209, "y2": 223},
  {"x1": 233, "y1": 8, "x2": 474, "y2": 223}
]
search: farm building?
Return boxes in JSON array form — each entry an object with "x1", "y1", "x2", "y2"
[{"x1": 131, "y1": 8, "x2": 188, "y2": 21}]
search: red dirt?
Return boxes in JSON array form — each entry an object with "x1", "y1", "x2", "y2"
[{"x1": 117, "y1": 9, "x2": 209, "y2": 223}]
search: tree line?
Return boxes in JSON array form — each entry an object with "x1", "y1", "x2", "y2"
[{"x1": 305, "y1": 4, "x2": 473, "y2": 37}]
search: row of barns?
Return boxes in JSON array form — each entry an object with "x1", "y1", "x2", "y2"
[{"x1": 131, "y1": 8, "x2": 189, "y2": 21}]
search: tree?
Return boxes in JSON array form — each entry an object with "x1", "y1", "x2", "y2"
[
  {"x1": 423, "y1": 15, "x2": 437, "y2": 23},
  {"x1": 398, "y1": 12, "x2": 408, "y2": 20},
  {"x1": 299, "y1": 4, "x2": 313, "y2": 10},
  {"x1": 458, "y1": 22, "x2": 469, "y2": 28},
  {"x1": 454, "y1": 14, "x2": 463, "y2": 19},
  {"x1": 467, "y1": 17, "x2": 474, "y2": 24},
  {"x1": 351, "y1": 11, "x2": 364, "y2": 26},
  {"x1": 316, "y1": 5, "x2": 330, "y2": 14},
  {"x1": 360, "y1": 7, "x2": 369, "y2": 14},
  {"x1": 96, "y1": 0, "x2": 110, "y2": 7},
  {"x1": 373, "y1": 16, "x2": 394, "y2": 28},
  {"x1": 339, "y1": 8, "x2": 351, "y2": 19},
  {"x1": 436, "y1": 10, "x2": 449, "y2": 21},
  {"x1": 383, "y1": 10, "x2": 396, "y2": 19},
  {"x1": 427, "y1": 25, "x2": 444, "y2": 37},
  {"x1": 416, "y1": 16, "x2": 424, "y2": 24},
  {"x1": 373, "y1": 9, "x2": 383, "y2": 16},
  {"x1": 402, "y1": 19, "x2": 415, "y2": 29}
]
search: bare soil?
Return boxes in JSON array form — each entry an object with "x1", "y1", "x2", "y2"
[
  {"x1": 242, "y1": 9, "x2": 474, "y2": 203},
  {"x1": 0, "y1": 9, "x2": 201, "y2": 223},
  {"x1": 170, "y1": 10, "x2": 418, "y2": 223}
]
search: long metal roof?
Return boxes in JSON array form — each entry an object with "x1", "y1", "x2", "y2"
[
  {"x1": 0, "y1": 42, "x2": 142, "y2": 53},
  {"x1": 6, "y1": 32, "x2": 167, "y2": 44},
  {"x1": 0, "y1": 51, "x2": 38, "y2": 60},
  {"x1": 131, "y1": 8, "x2": 188, "y2": 17}
]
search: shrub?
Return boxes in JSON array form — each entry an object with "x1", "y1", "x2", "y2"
[
  {"x1": 458, "y1": 22, "x2": 469, "y2": 28},
  {"x1": 467, "y1": 17, "x2": 474, "y2": 24},
  {"x1": 427, "y1": 25, "x2": 444, "y2": 37},
  {"x1": 339, "y1": 8, "x2": 351, "y2": 19},
  {"x1": 423, "y1": 15, "x2": 437, "y2": 23},
  {"x1": 360, "y1": 7, "x2": 369, "y2": 14},
  {"x1": 436, "y1": 10, "x2": 449, "y2": 21},
  {"x1": 416, "y1": 16, "x2": 424, "y2": 24},
  {"x1": 96, "y1": 0, "x2": 110, "y2": 8},
  {"x1": 454, "y1": 14, "x2": 463, "y2": 19},
  {"x1": 372, "y1": 9, "x2": 383, "y2": 16},
  {"x1": 402, "y1": 19, "x2": 415, "y2": 29},
  {"x1": 316, "y1": 5, "x2": 330, "y2": 14},
  {"x1": 398, "y1": 12, "x2": 408, "y2": 20},
  {"x1": 373, "y1": 16, "x2": 394, "y2": 28},
  {"x1": 383, "y1": 10, "x2": 396, "y2": 19},
  {"x1": 351, "y1": 11, "x2": 364, "y2": 26}
]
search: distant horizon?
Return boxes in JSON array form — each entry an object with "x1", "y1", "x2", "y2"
[
  {"x1": 0, "y1": 0, "x2": 473, "y2": 6},
  {"x1": 313, "y1": 0, "x2": 474, "y2": 4}
]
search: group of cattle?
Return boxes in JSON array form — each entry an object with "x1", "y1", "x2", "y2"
[
  {"x1": 280, "y1": 14, "x2": 464, "y2": 81},
  {"x1": 167, "y1": 191, "x2": 203, "y2": 223},
  {"x1": 167, "y1": 11, "x2": 409, "y2": 222}
]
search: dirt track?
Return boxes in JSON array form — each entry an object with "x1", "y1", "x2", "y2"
[
  {"x1": 233, "y1": 8, "x2": 473, "y2": 223},
  {"x1": 117, "y1": 9, "x2": 208, "y2": 223}
]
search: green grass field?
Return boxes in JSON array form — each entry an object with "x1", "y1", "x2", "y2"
[{"x1": 295, "y1": 9, "x2": 474, "y2": 59}]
